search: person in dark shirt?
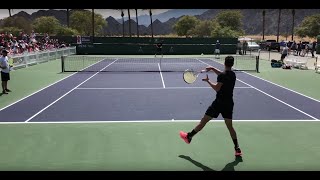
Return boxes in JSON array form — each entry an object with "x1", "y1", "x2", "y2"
[
  {"x1": 215, "y1": 40, "x2": 221, "y2": 59},
  {"x1": 155, "y1": 40, "x2": 163, "y2": 58},
  {"x1": 311, "y1": 41, "x2": 317, "y2": 58},
  {"x1": 242, "y1": 41, "x2": 248, "y2": 55},
  {"x1": 179, "y1": 56, "x2": 242, "y2": 156}
]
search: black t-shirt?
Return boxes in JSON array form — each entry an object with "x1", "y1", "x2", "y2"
[
  {"x1": 215, "y1": 42, "x2": 220, "y2": 50},
  {"x1": 312, "y1": 42, "x2": 317, "y2": 50},
  {"x1": 156, "y1": 42, "x2": 163, "y2": 49},
  {"x1": 216, "y1": 70, "x2": 236, "y2": 102}
]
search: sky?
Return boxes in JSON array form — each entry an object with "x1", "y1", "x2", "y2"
[{"x1": 0, "y1": 9, "x2": 170, "y2": 19}]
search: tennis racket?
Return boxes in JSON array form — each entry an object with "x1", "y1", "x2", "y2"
[{"x1": 183, "y1": 69, "x2": 206, "y2": 84}]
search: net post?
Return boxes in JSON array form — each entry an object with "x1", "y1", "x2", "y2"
[
  {"x1": 256, "y1": 56, "x2": 260, "y2": 73},
  {"x1": 61, "y1": 55, "x2": 66, "y2": 72}
]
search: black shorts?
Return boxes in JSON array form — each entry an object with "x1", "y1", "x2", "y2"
[
  {"x1": 1, "y1": 71, "x2": 10, "y2": 81},
  {"x1": 156, "y1": 48, "x2": 162, "y2": 53},
  {"x1": 205, "y1": 100, "x2": 234, "y2": 119}
]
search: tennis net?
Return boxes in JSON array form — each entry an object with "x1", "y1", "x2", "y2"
[{"x1": 61, "y1": 55, "x2": 259, "y2": 72}]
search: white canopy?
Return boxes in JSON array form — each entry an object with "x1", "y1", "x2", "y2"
[{"x1": 238, "y1": 37, "x2": 253, "y2": 41}]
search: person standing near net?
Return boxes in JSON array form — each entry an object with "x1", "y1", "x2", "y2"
[
  {"x1": 155, "y1": 40, "x2": 163, "y2": 58},
  {"x1": 179, "y1": 56, "x2": 242, "y2": 157},
  {"x1": 242, "y1": 41, "x2": 248, "y2": 55},
  {"x1": 280, "y1": 43, "x2": 288, "y2": 61},
  {"x1": 214, "y1": 40, "x2": 221, "y2": 59},
  {"x1": 0, "y1": 49, "x2": 12, "y2": 95}
]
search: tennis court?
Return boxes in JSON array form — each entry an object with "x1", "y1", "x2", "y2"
[{"x1": 0, "y1": 55, "x2": 319, "y2": 171}]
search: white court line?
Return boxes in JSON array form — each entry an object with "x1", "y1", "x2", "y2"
[
  {"x1": 158, "y1": 63, "x2": 165, "y2": 88},
  {"x1": 197, "y1": 58, "x2": 211, "y2": 66},
  {"x1": 237, "y1": 79, "x2": 319, "y2": 120},
  {"x1": 0, "y1": 119, "x2": 318, "y2": 124},
  {"x1": 208, "y1": 57, "x2": 320, "y2": 103},
  {"x1": 24, "y1": 59, "x2": 119, "y2": 122},
  {"x1": 241, "y1": 70, "x2": 320, "y2": 103},
  {"x1": 76, "y1": 87, "x2": 252, "y2": 90},
  {"x1": 0, "y1": 59, "x2": 105, "y2": 112},
  {"x1": 206, "y1": 58, "x2": 318, "y2": 120}
]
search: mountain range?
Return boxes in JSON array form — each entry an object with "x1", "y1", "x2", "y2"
[
  {"x1": 117, "y1": 9, "x2": 209, "y2": 25},
  {"x1": 2, "y1": 9, "x2": 320, "y2": 36}
]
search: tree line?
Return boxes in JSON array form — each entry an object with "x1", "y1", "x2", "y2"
[
  {"x1": 1, "y1": 10, "x2": 107, "y2": 36},
  {"x1": 2, "y1": 9, "x2": 319, "y2": 39}
]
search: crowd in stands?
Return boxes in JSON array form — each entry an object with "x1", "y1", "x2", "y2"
[{"x1": 0, "y1": 31, "x2": 69, "y2": 56}]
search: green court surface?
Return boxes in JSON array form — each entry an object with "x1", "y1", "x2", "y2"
[
  {"x1": 0, "y1": 55, "x2": 319, "y2": 171},
  {"x1": 0, "y1": 122, "x2": 320, "y2": 171}
]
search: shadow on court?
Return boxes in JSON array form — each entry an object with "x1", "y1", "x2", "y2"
[{"x1": 178, "y1": 155, "x2": 243, "y2": 171}]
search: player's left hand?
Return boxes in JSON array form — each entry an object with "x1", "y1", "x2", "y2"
[
  {"x1": 205, "y1": 66, "x2": 214, "y2": 72},
  {"x1": 202, "y1": 74, "x2": 209, "y2": 82}
]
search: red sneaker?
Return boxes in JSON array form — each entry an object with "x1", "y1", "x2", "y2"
[
  {"x1": 235, "y1": 148, "x2": 242, "y2": 156},
  {"x1": 179, "y1": 131, "x2": 191, "y2": 144}
]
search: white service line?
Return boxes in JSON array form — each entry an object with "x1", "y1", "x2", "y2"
[
  {"x1": 0, "y1": 119, "x2": 318, "y2": 124},
  {"x1": 76, "y1": 86, "x2": 252, "y2": 90},
  {"x1": 0, "y1": 59, "x2": 105, "y2": 112},
  {"x1": 158, "y1": 63, "x2": 166, "y2": 88},
  {"x1": 24, "y1": 59, "x2": 118, "y2": 122}
]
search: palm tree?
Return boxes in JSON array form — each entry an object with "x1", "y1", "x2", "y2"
[
  {"x1": 277, "y1": 9, "x2": 281, "y2": 42},
  {"x1": 262, "y1": 10, "x2": 265, "y2": 40},
  {"x1": 291, "y1": 9, "x2": 295, "y2": 41},
  {"x1": 135, "y1": 9, "x2": 139, "y2": 37},
  {"x1": 92, "y1": 9, "x2": 95, "y2": 39},
  {"x1": 142, "y1": 9, "x2": 154, "y2": 38},
  {"x1": 67, "y1": 9, "x2": 70, "y2": 28},
  {"x1": 121, "y1": 10, "x2": 125, "y2": 37},
  {"x1": 8, "y1": 9, "x2": 11, "y2": 17},
  {"x1": 149, "y1": 9, "x2": 154, "y2": 38},
  {"x1": 127, "y1": 9, "x2": 132, "y2": 37}
]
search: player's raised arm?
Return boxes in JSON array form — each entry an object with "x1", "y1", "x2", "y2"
[{"x1": 204, "y1": 66, "x2": 222, "y2": 75}]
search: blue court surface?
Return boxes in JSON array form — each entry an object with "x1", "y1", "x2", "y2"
[{"x1": 0, "y1": 58, "x2": 319, "y2": 123}]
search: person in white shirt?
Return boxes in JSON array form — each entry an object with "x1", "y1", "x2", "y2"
[
  {"x1": 0, "y1": 49, "x2": 11, "y2": 94},
  {"x1": 281, "y1": 44, "x2": 289, "y2": 61}
]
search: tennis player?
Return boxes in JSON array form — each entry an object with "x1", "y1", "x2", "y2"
[
  {"x1": 179, "y1": 56, "x2": 242, "y2": 156},
  {"x1": 215, "y1": 40, "x2": 221, "y2": 59},
  {"x1": 155, "y1": 40, "x2": 163, "y2": 58}
]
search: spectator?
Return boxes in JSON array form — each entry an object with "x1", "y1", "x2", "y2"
[
  {"x1": 311, "y1": 41, "x2": 317, "y2": 58},
  {"x1": 290, "y1": 41, "x2": 296, "y2": 55},
  {"x1": 280, "y1": 44, "x2": 289, "y2": 61},
  {"x1": 297, "y1": 41, "x2": 302, "y2": 56},
  {"x1": 0, "y1": 30, "x2": 68, "y2": 55},
  {"x1": 242, "y1": 41, "x2": 248, "y2": 55}
]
